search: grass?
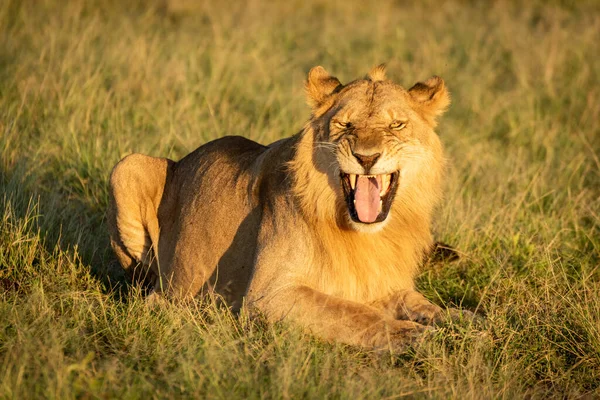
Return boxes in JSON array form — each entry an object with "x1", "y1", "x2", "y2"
[{"x1": 0, "y1": 0, "x2": 599, "y2": 398}]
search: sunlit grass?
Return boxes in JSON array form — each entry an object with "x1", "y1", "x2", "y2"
[{"x1": 0, "y1": 0, "x2": 599, "y2": 397}]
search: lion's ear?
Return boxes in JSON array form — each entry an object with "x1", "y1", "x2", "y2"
[
  {"x1": 408, "y1": 76, "x2": 450, "y2": 127},
  {"x1": 305, "y1": 66, "x2": 342, "y2": 108}
]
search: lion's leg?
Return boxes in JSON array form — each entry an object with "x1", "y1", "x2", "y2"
[
  {"x1": 107, "y1": 153, "x2": 173, "y2": 288},
  {"x1": 249, "y1": 285, "x2": 429, "y2": 350},
  {"x1": 373, "y1": 290, "x2": 474, "y2": 325},
  {"x1": 372, "y1": 290, "x2": 443, "y2": 325}
]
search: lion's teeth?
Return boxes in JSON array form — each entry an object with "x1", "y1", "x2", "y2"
[
  {"x1": 380, "y1": 174, "x2": 391, "y2": 196},
  {"x1": 350, "y1": 174, "x2": 357, "y2": 190},
  {"x1": 379, "y1": 199, "x2": 383, "y2": 212}
]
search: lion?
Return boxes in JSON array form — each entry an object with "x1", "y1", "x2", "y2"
[{"x1": 108, "y1": 65, "x2": 462, "y2": 350}]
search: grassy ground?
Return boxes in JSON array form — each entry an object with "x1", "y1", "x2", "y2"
[{"x1": 1, "y1": 0, "x2": 599, "y2": 398}]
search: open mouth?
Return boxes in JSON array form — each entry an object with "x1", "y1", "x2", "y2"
[{"x1": 340, "y1": 171, "x2": 400, "y2": 224}]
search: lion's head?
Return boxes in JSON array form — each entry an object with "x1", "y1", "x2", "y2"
[{"x1": 296, "y1": 65, "x2": 450, "y2": 233}]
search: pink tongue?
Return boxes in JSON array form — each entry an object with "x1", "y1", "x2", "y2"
[{"x1": 354, "y1": 176, "x2": 380, "y2": 223}]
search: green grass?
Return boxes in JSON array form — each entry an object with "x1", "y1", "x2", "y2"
[{"x1": 1, "y1": 0, "x2": 599, "y2": 398}]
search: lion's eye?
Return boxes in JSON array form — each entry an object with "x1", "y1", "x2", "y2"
[
  {"x1": 390, "y1": 121, "x2": 407, "y2": 130},
  {"x1": 333, "y1": 120, "x2": 352, "y2": 129}
]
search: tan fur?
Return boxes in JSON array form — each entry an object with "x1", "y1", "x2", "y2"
[
  {"x1": 367, "y1": 63, "x2": 387, "y2": 82},
  {"x1": 108, "y1": 66, "x2": 454, "y2": 350}
]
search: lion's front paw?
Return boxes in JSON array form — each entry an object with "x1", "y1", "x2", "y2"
[
  {"x1": 405, "y1": 303, "x2": 444, "y2": 325},
  {"x1": 365, "y1": 319, "x2": 433, "y2": 351},
  {"x1": 406, "y1": 305, "x2": 481, "y2": 326}
]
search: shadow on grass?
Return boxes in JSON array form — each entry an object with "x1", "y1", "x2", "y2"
[{"x1": 0, "y1": 154, "x2": 131, "y2": 300}]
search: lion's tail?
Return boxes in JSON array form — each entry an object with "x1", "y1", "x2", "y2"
[{"x1": 107, "y1": 153, "x2": 173, "y2": 285}]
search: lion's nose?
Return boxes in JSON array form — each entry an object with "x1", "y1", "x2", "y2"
[{"x1": 352, "y1": 152, "x2": 381, "y2": 172}]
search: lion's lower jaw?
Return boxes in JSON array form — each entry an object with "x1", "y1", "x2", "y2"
[{"x1": 346, "y1": 213, "x2": 391, "y2": 233}]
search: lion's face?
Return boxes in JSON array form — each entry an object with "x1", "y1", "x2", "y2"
[{"x1": 305, "y1": 66, "x2": 450, "y2": 230}]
